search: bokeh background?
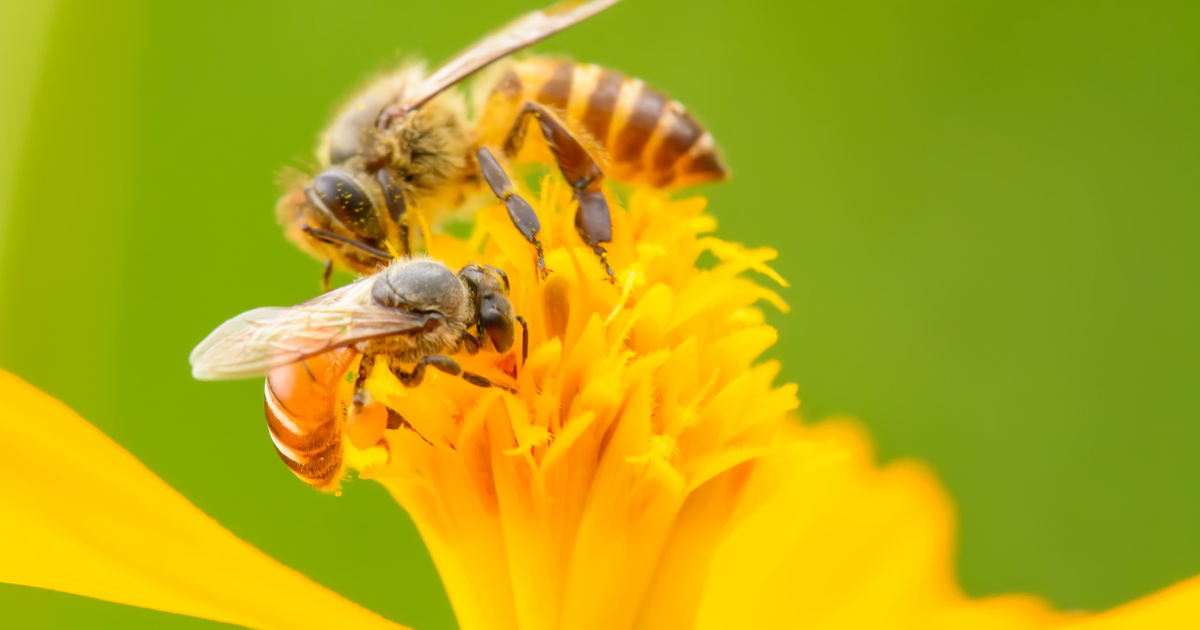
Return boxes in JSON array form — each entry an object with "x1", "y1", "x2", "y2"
[{"x1": 1, "y1": 1, "x2": 1197, "y2": 627}]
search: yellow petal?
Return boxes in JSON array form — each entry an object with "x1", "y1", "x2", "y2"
[
  {"x1": 1059, "y1": 575, "x2": 1200, "y2": 629},
  {"x1": 686, "y1": 419, "x2": 1063, "y2": 628},
  {"x1": 0, "y1": 369, "x2": 405, "y2": 630},
  {"x1": 681, "y1": 419, "x2": 1200, "y2": 629}
]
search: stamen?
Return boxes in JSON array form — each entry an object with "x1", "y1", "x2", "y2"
[{"x1": 604, "y1": 267, "x2": 641, "y2": 325}]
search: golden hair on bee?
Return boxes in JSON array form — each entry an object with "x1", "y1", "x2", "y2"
[{"x1": 318, "y1": 62, "x2": 472, "y2": 200}]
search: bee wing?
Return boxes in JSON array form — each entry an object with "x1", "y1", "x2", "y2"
[
  {"x1": 402, "y1": 0, "x2": 620, "y2": 111},
  {"x1": 189, "y1": 278, "x2": 430, "y2": 381}
]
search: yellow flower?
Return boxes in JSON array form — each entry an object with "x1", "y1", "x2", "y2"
[{"x1": 2, "y1": 176, "x2": 1199, "y2": 629}]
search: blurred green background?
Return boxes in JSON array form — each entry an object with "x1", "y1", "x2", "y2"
[{"x1": 1, "y1": 0, "x2": 1197, "y2": 627}]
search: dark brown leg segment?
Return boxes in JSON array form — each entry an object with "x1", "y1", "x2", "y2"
[
  {"x1": 376, "y1": 169, "x2": 410, "y2": 256},
  {"x1": 461, "y1": 331, "x2": 482, "y2": 355},
  {"x1": 304, "y1": 225, "x2": 394, "y2": 290},
  {"x1": 302, "y1": 225, "x2": 395, "y2": 261},
  {"x1": 516, "y1": 315, "x2": 529, "y2": 366},
  {"x1": 394, "y1": 355, "x2": 516, "y2": 393},
  {"x1": 352, "y1": 355, "x2": 434, "y2": 446},
  {"x1": 476, "y1": 147, "x2": 546, "y2": 277},
  {"x1": 321, "y1": 259, "x2": 333, "y2": 293},
  {"x1": 503, "y1": 102, "x2": 614, "y2": 279}
]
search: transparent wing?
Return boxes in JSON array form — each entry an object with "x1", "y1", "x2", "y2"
[
  {"x1": 402, "y1": 0, "x2": 620, "y2": 111},
  {"x1": 189, "y1": 277, "x2": 428, "y2": 381}
]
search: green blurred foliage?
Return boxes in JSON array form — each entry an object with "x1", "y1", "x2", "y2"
[{"x1": 1, "y1": 0, "x2": 1197, "y2": 627}]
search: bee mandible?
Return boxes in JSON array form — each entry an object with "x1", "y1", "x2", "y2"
[
  {"x1": 189, "y1": 259, "x2": 524, "y2": 489},
  {"x1": 276, "y1": 0, "x2": 729, "y2": 290}
]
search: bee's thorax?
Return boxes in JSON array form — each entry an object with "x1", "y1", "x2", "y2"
[
  {"x1": 375, "y1": 94, "x2": 471, "y2": 203},
  {"x1": 358, "y1": 258, "x2": 475, "y2": 362}
]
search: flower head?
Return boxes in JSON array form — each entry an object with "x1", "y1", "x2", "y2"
[{"x1": 339, "y1": 175, "x2": 796, "y2": 628}]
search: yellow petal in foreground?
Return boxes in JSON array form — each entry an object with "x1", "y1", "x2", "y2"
[{"x1": 0, "y1": 369, "x2": 403, "y2": 630}]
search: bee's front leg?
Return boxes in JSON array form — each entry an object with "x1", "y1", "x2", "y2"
[
  {"x1": 475, "y1": 146, "x2": 547, "y2": 278},
  {"x1": 321, "y1": 259, "x2": 333, "y2": 293},
  {"x1": 461, "y1": 332, "x2": 481, "y2": 355},
  {"x1": 395, "y1": 355, "x2": 516, "y2": 393},
  {"x1": 516, "y1": 315, "x2": 528, "y2": 367}
]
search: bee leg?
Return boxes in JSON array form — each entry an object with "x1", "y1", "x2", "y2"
[
  {"x1": 386, "y1": 407, "x2": 432, "y2": 446},
  {"x1": 502, "y1": 102, "x2": 614, "y2": 282},
  {"x1": 460, "y1": 317, "x2": 525, "y2": 365},
  {"x1": 516, "y1": 315, "x2": 529, "y2": 367},
  {"x1": 302, "y1": 225, "x2": 394, "y2": 261},
  {"x1": 578, "y1": 193, "x2": 615, "y2": 280},
  {"x1": 350, "y1": 352, "x2": 434, "y2": 446},
  {"x1": 375, "y1": 169, "x2": 410, "y2": 256},
  {"x1": 395, "y1": 355, "x2": 517, "y2": 393},
  {"x1": 476, "y1": 147, "x2": 546, "y2": 278},
  {"x1": 461, "y1": 333, "x2": 481, "y2": 355},
  {"x1": 346, "y1": 356, "x2": 385, "y2": 449},
  {"x1": 321, "y1": 259, "x2": 333, "y2": 293}
]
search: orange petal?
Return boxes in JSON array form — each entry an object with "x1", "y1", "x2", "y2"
[{"x1": 0, "y1": 369, "x2": 406, "y2": 630}]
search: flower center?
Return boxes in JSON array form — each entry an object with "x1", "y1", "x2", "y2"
[{"x1": 340, "y1": 177, "x2": 795, "y2": 629}]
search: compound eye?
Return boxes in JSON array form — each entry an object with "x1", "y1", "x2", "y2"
[
  {"x1": 308, "y1": 169, "x2": 383, "y2": 241},
  {"x1": 484, "y1": 264, "x2": 510, "y2": 293},
  {"x1": 480, "y1": 295, "x2": 515, "y2": 353},
  {"x1": 376, "y1": 169, "x2": 407, "y2": 225}
]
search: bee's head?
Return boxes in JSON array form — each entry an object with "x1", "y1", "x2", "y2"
[
  {"x1": 305, "y1": 166, "x2": 406, "y2": 231},
  {"x1": 274, "y1": 163, "x2": 406, "y2": 275},
  {"x1": 458, "y1": 263, "x2": 515, "y2": 353},
  {"x1": 303, "y1": 168, "x2": 380, "y2": 237}
]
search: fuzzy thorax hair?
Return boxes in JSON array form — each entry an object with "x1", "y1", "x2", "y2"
[{"x1": 379, "y1": 91, "x2": 471, "y2": 201}]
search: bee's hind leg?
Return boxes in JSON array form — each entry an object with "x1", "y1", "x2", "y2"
[
  {"x1": 476, "y1": 147, "x2": 546, "y2": 278},
  {"x1": 349, "y1": 355, "x2": 433, "y2": 448},
  {"x1": 395, "y1": 354, "x2": 517, "y2": 393},
  {"x1": 502, "y1": 102, "x2": 614, "y2": 281}
]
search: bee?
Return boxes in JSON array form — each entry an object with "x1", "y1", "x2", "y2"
[
  {"x1": 277, "y1": 0, "x2": 728, "y2": 290},
  {"x1": 189, "y1": 258, "x2": 524, "y2": 489}
]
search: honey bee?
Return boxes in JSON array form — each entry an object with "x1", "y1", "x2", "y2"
[
  {"x1": 276, "y1": 0, "x2": 729, "y2": 290},
  {"x1": 189, "y1": 258, "x2": 523, "y2": 489}
]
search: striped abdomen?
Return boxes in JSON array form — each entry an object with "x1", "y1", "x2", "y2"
[
  {"x1": 479, "y1": 58, "x2": 728, "y2": 189},
  {"x1": 263, "y1": 348, "x2": 357, "y2": 489}
]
